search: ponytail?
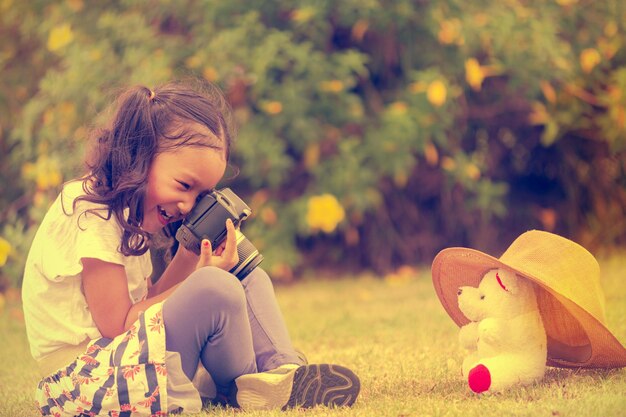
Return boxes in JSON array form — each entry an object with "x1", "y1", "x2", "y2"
[{"x1": 77, "y1": 86, "x2": 158, "y2": 256}]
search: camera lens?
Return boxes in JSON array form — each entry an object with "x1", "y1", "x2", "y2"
[{"x1": 230, "y1": 229, "x2": 264, "y2": 280}]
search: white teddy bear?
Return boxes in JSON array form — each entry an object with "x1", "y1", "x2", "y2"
[{"x1": 457, "y1": 268, "x2": 547, "y2": 393}]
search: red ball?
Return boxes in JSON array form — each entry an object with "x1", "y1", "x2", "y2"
[{"x1": 468, "y1": 364, "x2": 491, "y2": 393}]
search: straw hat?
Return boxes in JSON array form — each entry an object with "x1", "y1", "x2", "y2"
[{"x1": 431, "y1": 230, "x2": 626, "y2": 368}]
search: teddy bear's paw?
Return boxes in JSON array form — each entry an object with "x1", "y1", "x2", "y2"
[
  {"x1": 459, "y1": 322, "x2": 479, "y2": 350},
  {"x1": 468, "y1": 364, "x2": 491, "y2": 393},
  {"x1": 478, "y1": 318, "x2": 502, "y2": 345}
]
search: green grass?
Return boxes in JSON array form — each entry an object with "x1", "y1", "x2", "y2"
[{"x1": 2, "y1": 254, "x2": 626, "y2": 417}]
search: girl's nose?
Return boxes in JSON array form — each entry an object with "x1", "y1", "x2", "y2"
[{"x1": 177, "y1": 197, "x2": 196, "y2": 216}]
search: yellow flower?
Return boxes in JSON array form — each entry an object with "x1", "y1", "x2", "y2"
[
  {"x1": 34, "y1": 191, "x2": 47, "y2": 207},
  {"x1": 580, "y1": 48, "x2": 601, "y2": 73},
  {"x1": 393, "y1": 171, "x2": 408, "y2": 188},
  {"x1": 529, "y1": 101, "x2": 549, "y2": 125},
  {"x1": 89, "y1": 48, "x2": 102, "y2": 61},
  {"x1": 67, "y1": 0, "x2": 84, "y2": 12},
  {"x1": 540, "y1": 81, "x2": 557, "y2": 104},
  {"x1": 291, "y1": 6, "x2": 316, "y2": 23},
  {"x1": 22, "y1": 162, "x2": 35, "y2": 177},
  {"x1": 438, "y1": 19, "x2": 463, "y2": 45},
  {"x1": 351, "y1": 19, "x2": 369, "y2": 42},
  {"x1": 260, "y1": 100, "x2": 283, "y2": 115},
  {"x1": 1, "y1": 0, "x2": 14, "y2": 12},
  {"x1": 612, "y1": 105, "x2": 626, "y2": 130},
  {"x1": 47, "y1": 23, "x2": 74, "y2": 52},
  {"x1": 427, "y1": 80, "x2": 447, "y2": 107},
  {"x1": 306, "y1": 194, "x2": 345, "y2": 233},
  {"x1": 441, "y1": 157, "x2": 456, "y2": 171},
  {"x1": 37, "y1": 170, "x2": 62, "y2": 190},
  {"x1": 0, "y1": 237, "x2": 11, "y2": 267},
  {"x1": 260, "y1": 207, "x2": 278, "y2": 225},
  {"x1": 424, "y1": 142, "x2": 439, "y2": 166},
  {"x1": 303, "y1": 143, "x2": 320, "y2": 169},
  {"x1": 465, "y1": 163, "x2": 481, "y2": 180},
  {"x1": 388, "y1": 101, "x2": 408, "y2": 116},
  {"x1": 319, "y1": 80, "x2": 345, "y2": 93},
  {"x1": 23, "y1": 156, "x2": 63, "y2": 190},
  {"x1": 465, "y1": 58, "x2": 485, "y2": 91},
  {"x1": 203, "y1": 66, "x2": 219, "y2": 82},
  {"x1": 185, "y1": 54, "x2": 203, "y2": 69},
  {"x1": 57, "y1": 101, "x2": 77, "y2": 136}
]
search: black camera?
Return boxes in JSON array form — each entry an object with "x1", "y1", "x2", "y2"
[{"x1": 175, "y1": 188, "x2": 264, "y2": 280}]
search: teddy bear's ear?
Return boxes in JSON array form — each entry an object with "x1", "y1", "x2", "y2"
[{"x1": 495, "y1": 268, "x2": 520, "y2": 294}]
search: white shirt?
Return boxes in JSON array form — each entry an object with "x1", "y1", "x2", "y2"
[{"x1": 22, "y1": 180, "x2": 153, "y2": 360}]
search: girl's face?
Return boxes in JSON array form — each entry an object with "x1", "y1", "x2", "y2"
[{"x1": 142, "y1": 129, "x2": 227, "y2": 234}]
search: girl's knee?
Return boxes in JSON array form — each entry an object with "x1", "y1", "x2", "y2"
[{"x1": 184, "y1": 267, "x2": 246, "y2": 312}]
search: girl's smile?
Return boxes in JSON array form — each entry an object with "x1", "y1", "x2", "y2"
[{"x1": 157, "y1": 205, "x2": 176, "y2": 226}]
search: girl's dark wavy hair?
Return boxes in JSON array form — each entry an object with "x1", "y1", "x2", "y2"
[{"x1": 72, "y1": 80, "x2": 233, "y2": 256}]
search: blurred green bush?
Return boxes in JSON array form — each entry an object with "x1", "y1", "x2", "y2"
[{"x1": 1, "y1": 0, "x2": 626, "y2": 286}]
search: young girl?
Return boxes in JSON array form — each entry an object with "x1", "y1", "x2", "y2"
[{"x1": 22, "y1": 80, "x2": 360, "y2": 416}]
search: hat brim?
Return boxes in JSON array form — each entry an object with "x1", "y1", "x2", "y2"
[{"x1": 432, "y1": 247, "x2": 626, "y2": 368}]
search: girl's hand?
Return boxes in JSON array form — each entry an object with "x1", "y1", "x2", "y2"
[{"x1": 196, "y1": 219, "x2": 239, "y2": 271}]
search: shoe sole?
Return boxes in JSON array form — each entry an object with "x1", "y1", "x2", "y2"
[{"x1": 233, "y1": 364, "x2": 360, "y2": 410}]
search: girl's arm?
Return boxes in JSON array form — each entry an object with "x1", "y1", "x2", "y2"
[
  {"x1": 82, "y1": 220, "x2": 238, "y2": 338},
  {"x1": 82, "y1": 257, "x2": 176, "y2": 338}
]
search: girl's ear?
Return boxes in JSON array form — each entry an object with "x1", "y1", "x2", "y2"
[{"x1": 495, "y1": 268, "x2": 520, "y2": 294}]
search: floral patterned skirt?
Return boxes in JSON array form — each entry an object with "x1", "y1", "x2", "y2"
[{"x1": 35, "y1": 303, "x2": 169, "y2": 417}]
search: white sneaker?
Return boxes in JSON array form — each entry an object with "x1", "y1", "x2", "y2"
[{"x1": 231, "y1": 364, "x2": 360, "y2": 410}]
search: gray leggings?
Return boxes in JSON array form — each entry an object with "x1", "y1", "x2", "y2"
[{"x1": 161, "y1": 266, "x2": 303, "y2": 394}]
